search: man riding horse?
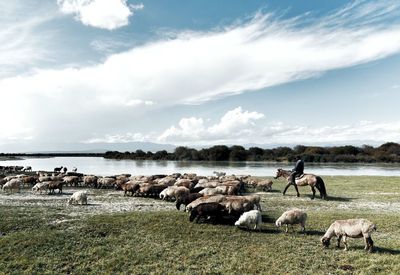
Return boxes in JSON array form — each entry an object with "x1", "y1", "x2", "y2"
[
  {"x1": 275, "y1": 156, "x2": 327, "y2": 199},
  {"x1": 286, "y1": 156, "x2": 304, "y2": 197}
]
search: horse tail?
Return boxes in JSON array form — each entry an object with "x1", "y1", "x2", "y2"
[{"x1": 316, "y1": 176, "x2": 327, "y2": 199}]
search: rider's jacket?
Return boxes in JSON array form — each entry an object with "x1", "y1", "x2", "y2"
[{"x1": 292, "y1": 159, "x2": 304, "y2": 174}]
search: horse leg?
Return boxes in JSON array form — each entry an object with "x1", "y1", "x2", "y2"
[
  {"x1": 294, "y1": 184, "x2": 300, "y2": 197},
  {"x1": 282, "y1": 182, "x2": 291, "y2": 195},
  {"x1": 311, "y1": 186, "x2": 316, "y2": 200}
]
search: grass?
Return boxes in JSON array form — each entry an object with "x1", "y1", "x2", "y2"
[{"x1": 1, "y1": 176, "x2": 400, "y2": 274}]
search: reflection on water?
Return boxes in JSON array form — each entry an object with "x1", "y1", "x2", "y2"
[{"x1": 1, "y1": 157, "x2": 400, "y2": 177}]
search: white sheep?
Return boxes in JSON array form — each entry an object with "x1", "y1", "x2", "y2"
[
  {"x1": 321, "y1": 219, "x2": 376, "y2": 252},
  {"x1": 275, "y1": 209, "x2": 307, "y2": 233},
  {"x1": 68, "y1": 191, "x2": 88, "y2": 205},
  {"x1": 32, "y1": 182, "x2": 49, "y2": 194},
  {"x1": 159, "y1": 186, "x2": 189, "y2": 201},
  {"x1": 2, "y1": 178, "x2": 22, "y2": 193},
  {"x1": 235, "y1": 210, "x2": 262, "y2": 230}
]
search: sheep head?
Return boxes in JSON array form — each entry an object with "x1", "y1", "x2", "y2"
[{"x1": 320, "y1": 237, "x2": 331, "y2": 248}]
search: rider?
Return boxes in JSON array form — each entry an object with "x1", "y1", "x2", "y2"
[{"x1": 290, "y1": 156, "x2": 304, "y2": 185}]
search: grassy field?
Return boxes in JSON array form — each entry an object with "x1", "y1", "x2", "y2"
[{"x1": 1, "y1": 176, "x2": 400, "y2": 274}]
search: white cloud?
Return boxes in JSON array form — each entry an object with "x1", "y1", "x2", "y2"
[
  {"x1": 157, "y1": 109, "x2": 400, "y2": 146},
  {"x1": 85, "y1": 132, "x2": 148, "y2": 143},
  {"x1": 158, "y1": 107, "x2": 264, "y2": 143},
  {"x1": 0, "y1": 2, "x2": 55, "y2": 78},
  {"x1": 2, "y1": 1, "x2": 400, "y2": 145},
  {"x1": 58, "y1": 0, "x2": 143, "y2": 30}
]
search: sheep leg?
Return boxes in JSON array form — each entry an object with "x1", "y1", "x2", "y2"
[
  {"x1": 342, "y1": 236, "x2": 348, "y2": 251},
  {"x1": 337, "y1": 236, "x2": 342, "y2": 248},
  {"x1": 285, "y1": 224, "x2": 288, "y2": 233},
  {"x1": 310, "y1": 186, "x2": 316, "y2": 200}
]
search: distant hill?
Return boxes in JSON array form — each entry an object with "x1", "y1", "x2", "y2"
[{"x1": 0, "y1": 142, "x2": 176, "y2": 154}]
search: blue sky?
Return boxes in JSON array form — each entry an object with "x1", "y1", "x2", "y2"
[{"x1": 1, "y1": 0, "x2": 400, "y2": 151}]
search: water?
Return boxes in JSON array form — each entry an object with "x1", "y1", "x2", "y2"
[{"x1": 1, "y1": 157, "x2": 400, "y2": 176}]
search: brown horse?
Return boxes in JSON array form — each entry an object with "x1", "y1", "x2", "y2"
[{"x1": 274, "y1": 168, "x2": 327, "y2": 200}]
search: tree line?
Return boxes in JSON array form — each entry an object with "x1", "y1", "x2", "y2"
[{"x1": 104, "y1": 142, "x2": 400, "y2": 162}]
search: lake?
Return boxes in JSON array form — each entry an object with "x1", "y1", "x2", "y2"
[{"x1": 1, "y1": 157, "x2": 400, "y2": 176}]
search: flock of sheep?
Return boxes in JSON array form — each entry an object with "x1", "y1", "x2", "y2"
[{"x1": 0, "y1": 166, "x2": 376, "y2": 253}]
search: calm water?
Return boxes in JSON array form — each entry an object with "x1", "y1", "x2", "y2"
[{"x1": 1, "y1": 157, "x2": 400, "y2": 176}]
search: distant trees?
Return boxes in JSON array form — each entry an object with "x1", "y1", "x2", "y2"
[{"x1": 103, "y1": 142, "x2": 400, "y2": 163}]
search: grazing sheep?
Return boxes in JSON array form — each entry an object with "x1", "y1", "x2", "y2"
[
  {"x1": 199, "y1": 187, "x2": 224, "y2": 196},
  {"x1": 32, "y1": 182, "x2": 49, "y2": 194},
  {"x1": 22, "y1": 175, "x2": 38, "y2": 187},
  {"x1": 189, "y1": 202, "x2": 227, "y2": 223},
  {"x1": 97, "y1": 177, "x2": 116, "y2": 189},
  {"x1": 176, "y1": 193, "x2": 203, "y2": 211},
  {"x1": 83, "y1": 175, "x2": 98, "y2": 188},
  {"x1": 159, "y1": 186, "x2": 190, "y2": 201},
  {"x1": 186, "y1": 195, "x2": 226, "y2": 212},
  {"x1": 242, "y1": 195, "x2": 262, "y2": 211},
  {"x1": 116, "y1": 181, "x2": 140, "y2": 196},
  {"x1": 63, "y1": 176, "x2": 80, "y2": 187},
  {"x1": 68, "y1": 191, "x2": 88, "y2": 205},
  {"x1": 2, "y1": 179, "x2": 23, "y2": 193},
  {"x1": 47, "y1": 181, "x2": 64, "y2": 194},
  {"x1": 321, "y1": 219, "x2": 377, "y2": 252},
  {"x1": 174, "y1": 179, "x2": 195, "y2": 190},
  {"x1": 235, "y1": 210, "x2": 262, "y2": 230},
  {"x1": 275, "y1": 209, "x2": 307, "y2": 233},
  {"x1": 252, "y1": 179, "x2": 273, "y2": 192},
  {"x1": 22, "y1": 166, "x2": 32, "y2": 172},
  {"x1": 220, "y1": 197, "x2": 255, "y2": 216}
]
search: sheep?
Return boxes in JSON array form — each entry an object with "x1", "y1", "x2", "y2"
[
  {"x1": 2, "y1": 179, "x2": 23, "y2": 193},
  {"x1": 54, "y1": 166, "x2": 63, "y2": 173},
  {"x1": 68, "y1": 191, "x2": 88, "y2": 205},
  {"x1": 199, "y1": 187, "x2": 224, "y2": 196},
  {"x1": 159, "y1": 186, "x2": 190, "y2": 201},
  {"x1": 72, "y1": 167, "x2": 77, "y2": 172},
  {"x1": 252, "y1": 179, "x2": 273, "y2": 192},
  {"x1": 220, "y1": 197, "x2": 255, "y2": 216},
  {"x1": 321, "y1": 219, "x2": 377, "y2": 252},
  {"x1": 235, "y1": 210, "x2": 262, "y2": 230},
  {"x1": 22, "y1": 175, "x2": 38, "y2": 187},
  {"x1": 189, "y1": 202, "x2": 227, "y2": 223},
  {"x1": 242, "y1": 195, "x2": 262, "y2": 211},
  {"x1": 32, "y1": 182, "x2": 49, "y2": 194},
  {"x1": 116, "y1": 181, "x2": 140, "y2": 196},
  {"x1": 213, "y1": 171, "x2": 226, "y2": 177},
  {"x1": 157, "y1": 176, "x2": 176, "y2": 186},
  {"x1": 63, "y1": 176, "x2": 80, "y2": 187},
  {"x1": 47, "y1": 180, "x2": 64, "y2": 194},
  {"x1": 97, "y1": 177, "x2": 116, "y2": 189},
  {"x1": 176, "y1": 193, "x2": 203, "y2": 211},
  {"x1": 186, "y1": 194, "x2": 226, "y2": 212},
  {"x1": 174, "y1": 179, "x2": 195, "y2": 190},
  {"x1": 275, "y1": 209, "x2": 307, "y2": 233},
  {"x1": 22, "y1": 166, "x2": 32, "y2": 172},
  {"x1": 83, "y1": 175, "x2": 98, "y2": 188},
  {"x1": 137, "y1": 184, "x2": 168, "y2": 198}
]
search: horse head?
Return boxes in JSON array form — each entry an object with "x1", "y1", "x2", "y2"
[{"x1": 274, "y1": 168, "x2": 282, "y2": 179}]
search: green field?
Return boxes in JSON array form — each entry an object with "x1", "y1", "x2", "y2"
[{"x1": 1, "y1": 176, "x2": 400, "y2": 274}]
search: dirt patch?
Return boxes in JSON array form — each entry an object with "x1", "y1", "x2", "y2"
[{"x1": 0, "y1": 187, "x2": 176, "y2": 218}]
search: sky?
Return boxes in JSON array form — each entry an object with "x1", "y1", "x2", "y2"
[{"x1": 1, "y1": 0, "x2": 400, "y2": 152}]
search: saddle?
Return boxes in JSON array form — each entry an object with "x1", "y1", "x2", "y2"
[{"x1": 295, "y1": 174, "x2": 305, "y2": 180}]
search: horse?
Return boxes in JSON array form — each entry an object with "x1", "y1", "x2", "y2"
[{"x1": 274, "y1": 168, "x2": 327, "y2": 200}]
